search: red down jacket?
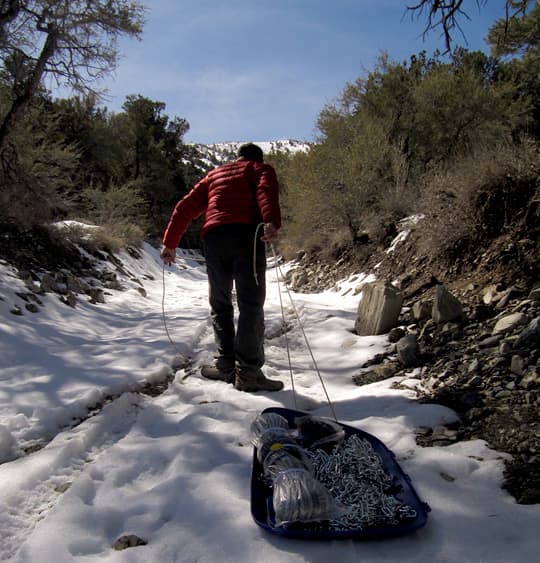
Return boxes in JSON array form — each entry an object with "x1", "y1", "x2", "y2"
[{"x1": 162, "y1": 158, "x2": 281, "y2": 249}]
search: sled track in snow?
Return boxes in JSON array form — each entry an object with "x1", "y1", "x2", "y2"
[
  {"x1": 9, "y1": 356, "x2": 193, "y2": 459},
  {"x1": 0, "y1": 357, "x2": 194, "y2": 561},
  {"x1": 0, "y1": 392, "x2": 145, "y2": 560}
]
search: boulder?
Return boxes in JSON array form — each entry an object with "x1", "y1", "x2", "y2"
[
  {"x1": 432, "y1": 285, "x2": 464, "y2": 324},
  {"x1": 492, "y1": 312, "x2": 529, "y2": 336},
  {"x1": 355, "y1": 281, "x2": 403, "y2": 336}
]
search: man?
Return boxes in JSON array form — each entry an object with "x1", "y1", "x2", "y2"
[{"x1": 160, "y1": 143, "x2": 283, "y2": 392}]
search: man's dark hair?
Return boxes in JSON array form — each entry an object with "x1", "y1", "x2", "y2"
[{"x1": 237, "y1": 143, "x2": 264, "y2": 163}]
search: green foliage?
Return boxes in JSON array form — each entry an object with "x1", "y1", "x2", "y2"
[
  {"x1": 1, "y1": 1, "x2": 538, "y2": 264},
  {"x1": 0, "y1": 98, "x2": 80, "y2": 226},
  {"x1": 115, "y1": 94, "x2": 196, "y2": 237},
  {"x1": 43, "y1": 93, "x2": 200, "y2": 240},
  {"x1": 79, "y1": 182, "x2": 147, "y2": 227},
  {"x1": 278, "y1": 45, "x2": 537, "y2": 257},
  {"x1": 487, "y1": 1, "x2": 539, "y2": 58},
  {"x1": 488, "y1": 3, "x2": 540, "y2": 137},
  {"x1": 51, "y1": 95, "x2": 125, "y2": 188}
]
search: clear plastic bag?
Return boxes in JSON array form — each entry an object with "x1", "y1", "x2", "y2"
[
  {"x1": 250, "y1": 413, "x2": 290, "y2": 445},
  {"x1": 254, "y1": 427, "x2": 298, "y2": 464},
  {"x1": 272, "y1": 468, "x2": 349, "y2": 527},
  {"x1": 262, "y1": 445, "x2": 313, "y2": 483},
  {"x1": 294, "y1": 415, "x2": 345, "y2": 449}
]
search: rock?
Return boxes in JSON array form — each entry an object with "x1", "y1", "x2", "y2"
[
  {"x1": 519, "y1": 370, "x2": 540, "y2": 389},
  {"x1": 499, "y1": 341, "x2": 513, "y2": 356},
  {"x1": 388, "y1": 327, "x2": 406, "y2": 343},
  {"x1": 396, "y1": 334, "x2": 419, "y2": 367},
  {"x1": 65, "y1": 273, "x2": 87, "y2": 293},
  {"x1": 515, "y1": 317, "x2": 540, "y2": 348},
  {"x1": 482, "y1": 284, "x2": 501, "y2": 306},
  {"x1": 353, "y1": 361, "x2": 399, "y2": 384},
  {"x1": 63, "y1": 292, "x2": 77, "y2": 308},
  {"x1": 441, "y1": 322, "x2": 461, "y2": 336},
  {"x1": 136, "y1": 286, "x2": 147, "y2": 298},
  {"x1": 432, "y1": 425, "x2": 459, "y2": 443},
  {"x1": 40, "y1": 273, "x2": 59, "y2": 293},
  {"x1": 467, "y1": 375, "x2": 482, "y2": 387},
  {"x1": 288, "y1": 269, "x2": 308, "y2": 289},
  {"x1": 412, "y1": 300, "x2": 432, "y2": 322},
  {"x1": 355, "y1": 281, "x2": 403, "y2": 336},
  {"x1": 100, "y1": 271, "x2": 117, "y2": 283},
  {"x1": 478, "y1": 335, "x2": 502, "y2": 349},
  {"x1": 361, "y1": 353, "x2": 389, "y2": 368},
  {"x1": 529, "y1": 287, "x2": 540, "y2": 302},
  {"x1": 87, "y1": 288, "x2": 105, "y2": 304},
  {"x1": 112, "y1": 534, "x2": 147, "y2": 550},
  {"x1": 432, "y1": 285, "x2": 464, "y2": 324},
  {"x1": 10, "y1": 305, "x2": 23, "y2": 315},
  {"x1": 492, "y1": 312, "x2": 529, "y2": 336},
  {"x1": 55, "y1": 482, "x2": 72, "y2": 493},
  {"x1": 510, "y1": 355, "x2": 525, "y2": 376},
  {"x1": 104, "y1": 279, "x2": 123, "y2": 290},
  {"x1": 495, "y1": 286, "x2": 524, "y2": 309},
  {"x1": 24, "y1": 303, "x2": 39, "y2": 313}
]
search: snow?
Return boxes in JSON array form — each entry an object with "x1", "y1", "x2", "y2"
[
  {"x1": 0, "y1": 241, "x2": 538, "y2": 562},
  {"x1": 194, "y1": 140, "x2": 311, "y2": 167},
  {"x1": 202, "y1": 140, "x2": 311, "y2": 155}
]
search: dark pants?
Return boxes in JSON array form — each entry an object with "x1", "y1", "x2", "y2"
[{"x1": 203, "y1": 224, "x2": 266, "y2": 369}]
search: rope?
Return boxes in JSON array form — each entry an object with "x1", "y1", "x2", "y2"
[
  {"x1": 160, "y1": 230, "x2": 338, "y2": 422},
  {"x1": 253, "y1": 222, "x2": 265, "y2": 286},
  {"x1": 162, "y1": 262, "x2": 182, "y2": 354},
  {"x1": 269, "y1": 244, "x2": 338, "y2": 422},
  {"x1": 269, "y1": 245, "x2": 298, "y2": 411}
]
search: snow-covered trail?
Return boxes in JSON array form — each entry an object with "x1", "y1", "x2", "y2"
[
  {"x1": 0, "y1": 243, "x2": 538, "y2": 563},
  {"x1": 0, "y1": 249, "x2": 205, "y2": 453}
]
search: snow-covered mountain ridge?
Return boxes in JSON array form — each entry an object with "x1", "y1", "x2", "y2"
[{"x1": 193, "y1": 139, "x2": 310, "y2": 166}]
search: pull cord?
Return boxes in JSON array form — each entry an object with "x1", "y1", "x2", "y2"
[
  {"x1": 270, "y1": 245, "x2": 298, "y2": 411},
  {"x1": 268, "y1": 243, "x2": 338, "y2": 422},
  {"x1": 162, "y1": 262, "x2": 182, "y2": 355},
  {"x1": 253, "y1": 222, "x2": 265, "y2": 286},
  {"x1": 164, "y1": 231, "x2": 338, "y2": 422}
]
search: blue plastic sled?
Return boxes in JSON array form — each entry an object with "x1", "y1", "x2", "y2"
[{"x1": 250, "y1": 407, "x2": 430, "y2": 540}]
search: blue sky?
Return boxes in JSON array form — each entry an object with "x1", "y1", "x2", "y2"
[{"x1": 96, "y1": 0, "x2": 509, "y2": 144}]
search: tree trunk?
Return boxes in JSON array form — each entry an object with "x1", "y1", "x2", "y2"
[{"x1": 0, "y1": 28, "x2": 57, "y2": 150}]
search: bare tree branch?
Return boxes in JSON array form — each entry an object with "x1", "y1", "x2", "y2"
[
  {"x1": 0, "y1": 0, "x2": 146, "y2": 148},
  {"x1": 407, "y1": 0, "x2": 492, "y2": 51}
]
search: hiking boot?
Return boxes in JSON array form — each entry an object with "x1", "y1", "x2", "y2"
[
  {"x1": 235, "y1": 366, "x2": 284, "y2": 392},
  {"x1": 200, "y1": 365, "x2": 236, "y2": 383}
]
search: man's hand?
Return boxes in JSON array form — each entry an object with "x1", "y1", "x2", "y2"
[
  {"x1": 160, "y1": 246, "x2": 176, "y2": 265},
  {"x1": 261, "y1": 222, "x2": 278, "y2": 243}
]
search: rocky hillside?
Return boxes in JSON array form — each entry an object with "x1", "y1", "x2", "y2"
[{"x1": 285, "y1": 202, "x2": 540, "y2": 504}]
